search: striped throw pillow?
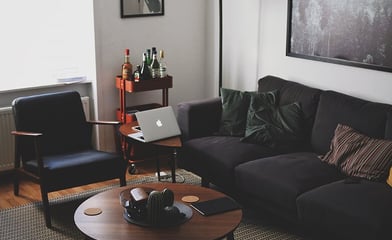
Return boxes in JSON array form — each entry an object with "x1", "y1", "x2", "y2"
[{"x1": 322, "y1": 124, "x2": 392, "y2": 181}]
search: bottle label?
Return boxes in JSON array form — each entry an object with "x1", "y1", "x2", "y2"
[
  {"x1": 159, "y1": 67, "x2": 167, "y2": 78},
  {"x1": 151, "y1": 69, "x2": 159, "y2": 78},
  {"x1": 122, "y1": 68, "x2": 131, "y2": 80}
]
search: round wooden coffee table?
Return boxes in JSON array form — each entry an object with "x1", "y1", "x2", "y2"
[{"x1": 74, "y1": 183, "x2": 242, "y2": 240}]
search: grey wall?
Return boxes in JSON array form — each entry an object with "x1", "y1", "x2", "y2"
[{"x1": 93, "y1": 0, "x2": 212, "y2": 150}]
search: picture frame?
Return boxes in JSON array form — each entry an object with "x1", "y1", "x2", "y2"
[
  {"x1": 286, "y1": 0, "x2": 392, "y2": 73},
  {"x1": 121, "y1": 0, "x2": 164, "y2": 18}
]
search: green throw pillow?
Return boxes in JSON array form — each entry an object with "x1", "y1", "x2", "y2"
[
  {"x1": 241, "y1": 92, "x2": 304, "y2": 148},
  {"x1": 217, "y1": 88, "x2": 253, "y2": 136}
]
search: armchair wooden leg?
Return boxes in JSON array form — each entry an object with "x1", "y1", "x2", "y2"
[
  {"x1": 40, "y1": 186, "x2": 52, "y2": 228},
  {"x1": 13, "y1": 170, "x2": 19, "y2": 196},
  {"x1": 120, "y1": 175, "x2": 126, "y2": 187}
]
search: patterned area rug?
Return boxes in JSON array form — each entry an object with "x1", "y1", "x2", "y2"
[{"x1": 0, "y1": 169, "x2": 304, "y2": 240}]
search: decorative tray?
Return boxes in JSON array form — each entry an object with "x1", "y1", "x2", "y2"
[{"x1": 123, "y1": 201, "x2": 193, "y2": 227}]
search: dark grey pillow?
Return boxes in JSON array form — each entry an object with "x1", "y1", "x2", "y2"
[{"x1": 241, "y1": 92, "x2": 304, "y2": 148}]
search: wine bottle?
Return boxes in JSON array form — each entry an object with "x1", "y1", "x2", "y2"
[
  {"x1": 152, "y1": 47, "x2": 157, "y2": 55},
  {"x1": 121, "y1": 49, "x2": 133, "y2": 81},
  {"x1": 159, "y1": 50, "x2": 167, "y2": 78},
  {"x1": 146, "y1": 49, "x2": 152, "y2": 65},
  {"x1": 150, "y1": 51, "x2": 160, "y2": 78},
  {"x1": 140, "y1": 53, "x2": 152, "y2": 80}
]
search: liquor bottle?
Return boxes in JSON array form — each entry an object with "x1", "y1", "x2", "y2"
[
  {"x1": 121, "y1": 49, "x2": 133, "y2": 81},
  {"x1": 159, "y1": 50, "x2": 167, "y2": 78},
  {"x1": 146, "y1": 49, "x2": 152, "y2": 65},
  {"x1": 150, "y1": 51, "x2": 160, "y2": 78},
  {"x1": 140, "y1": 53, "x2": 152, "y2": 80},
  {"x1": 133, "y1": 65, "x2": 141, "y2": 82},
  {"x1": 152, "y1": 47, "x2": 157, "y2": 55}
]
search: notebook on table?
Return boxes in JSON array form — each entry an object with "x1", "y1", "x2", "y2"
[
  {"x1": 190, "y1": 197, "x2": 241, "y2": 216},
  {"x1": 128, "y1": 106, "x2": 181, "y2": 143}
]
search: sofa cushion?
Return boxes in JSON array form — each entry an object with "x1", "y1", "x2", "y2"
[
  {"x1": 235, "y1": 152, "x2": 343, "y2": 216},
  {"x1": 385, "y1": 111, "x2": 392, "y2": 140},
  {"x1": 258, "y1": 75, "x2": 321, "y2": 149},
  {"x1": 242, "y1": 100, "x2": 304, "y2": 148},
  {"x1": 297, "y1": 180, "x2": 392, "y2": 240},
  {"x1": 178, "y1": 136, "x2": 279, "y2": 189},
  {"x1": 241, "y1": 90, "x2": 304, "y2": 146},
  {"x1": 311, "y1": 90, "x2": 392, "y2": 155},
  {"x1": 322, "y1": 124, "x2": 392, "y2": 181},
  {"x1": 217, "y1": 88, "x2": 252, "y2": 136}
]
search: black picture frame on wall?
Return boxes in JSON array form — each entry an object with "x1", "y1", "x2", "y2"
[
  {"x1": 121, "y1": 0, "x2": 164, "y2": 18},
  {"x1": 286, "y1": 0, "x2": 392, "y2": 73}
]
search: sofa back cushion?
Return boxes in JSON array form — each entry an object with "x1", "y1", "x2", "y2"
[
  {"x1": 258, "y1": 75, "x2": 321, "y2": 148},
  {"x1": 311, "y1": 90, "x2": 392, "y2": 154},
  {"x1": 385, "y1": 111, "x2": 392, "y2": 140}
]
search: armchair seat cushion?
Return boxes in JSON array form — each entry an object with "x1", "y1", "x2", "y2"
[
  {"x1": 297, "y1": 180, "x2": 392, "y2": 240},
  {"x1": 24, "y1": 150, "x2": 123, "y2": 191}
]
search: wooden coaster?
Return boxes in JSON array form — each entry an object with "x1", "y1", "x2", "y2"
[
  {"x1": 181, "y1": 195, "x2": 199, "y2": 203},
  {"x1": 84, "y1": 208, "x2": 102, "y2": 216}
]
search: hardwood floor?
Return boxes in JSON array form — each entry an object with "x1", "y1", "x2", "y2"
[{"x1": 0, "y1": 159, "x2": 169, "y2": 210}]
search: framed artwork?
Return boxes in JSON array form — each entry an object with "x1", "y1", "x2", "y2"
[
  {"x1": 121, "y1": 0, "x2": 164, "y2": 18},
  {"x1": 286, "y1": 0, "x2": 392, "y2": 72}
]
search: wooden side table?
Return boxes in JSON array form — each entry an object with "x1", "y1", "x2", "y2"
[{"x1": 119, "y1": 121, "x2": 182, "y2": 183}]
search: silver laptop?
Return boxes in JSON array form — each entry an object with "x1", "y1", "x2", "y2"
[{"x1": 128, "y1": 106, "x2": 181, "y2": 143}]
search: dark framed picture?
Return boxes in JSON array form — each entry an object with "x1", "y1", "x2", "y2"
[
  {"x1": 121, "y1": 0, "x2": 164, "y2": 18},
  {"x1": 286, "y1": 0, "x2": 392, "y2": 73}
]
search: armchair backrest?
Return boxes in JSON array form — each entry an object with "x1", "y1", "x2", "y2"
[{"x1": 12, "y1": 91, "x2": 92, "y2": 158}]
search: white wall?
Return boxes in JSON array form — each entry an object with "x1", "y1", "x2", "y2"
[
  {"x1": 93, "y1": 0, "x2": 210, "y2": 150},
  {"x1": 221, "y1": 0, "x2": 261, "y2": 91},
  {"x1": 257, "y1": 0, "x2": 392, "y2": 104}
]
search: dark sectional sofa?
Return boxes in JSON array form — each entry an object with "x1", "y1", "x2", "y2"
[{"x1": 177, "y1": 75, "x2": 392, "y2": 240}]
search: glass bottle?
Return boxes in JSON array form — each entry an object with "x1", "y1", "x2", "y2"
[
  {"x1": 121, "y1": 49, "x2": 132, "y2": 81},
  {"x1": 133, "y1": 65, "x2": 141, "y2": 82},
  {"x1": 146, "y1": 49, "x2": 152, "y2": 65},
  {"x1": 140, "y1": 53, "x2": 152, "y2": 80},
  {"x1": 159, "y1": 50, "x2": 167, "y2": 78},
  {"x1": 150, "y1": 51, "x2": 160, "y2": 78}
]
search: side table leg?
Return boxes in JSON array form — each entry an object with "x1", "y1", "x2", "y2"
[
  {"x1": 170, "y1": 149, "x2": 177, "y2": 183},
  {"x1": 156, "y1": 157, "x2": 161, "y2": 181}
]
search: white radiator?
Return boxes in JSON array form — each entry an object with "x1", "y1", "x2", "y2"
[{"x1": 0, "y1": 96, "x2": 90, "y2": 172}]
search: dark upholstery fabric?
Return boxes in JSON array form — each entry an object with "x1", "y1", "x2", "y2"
[
  {"x1": 178, "y1": 136, "x2": 278, "y2": 189},
  {"x1": 177, "y1": 98, "x2": 222, "y2": 141},
  {"x1": 385, "y1": 111, "x2": 392, "y2": 140},
  {"x1": 258, "y1": 76, "x2": 321, "y2": 149},
  {"x1": 12, "y1": 91, "x2": 125, "y2": 192},
  {"x1": 24, "y1": 150, "x2": 123, "y2": 191},
  {"x1": 297, "y1": 180, "x2": 392, "y2": 240},
  {"x1": 12, "y1": 91, "x2": 92, "y2": 158},
  {"x1": 311, "y1": 90, "x2": 392, "y2": 155},
  {"x1": 242, "y1": 100, "x2": 304, "y2": 148},
  {"x1": 235, "y1": 152, "x2": 344, "y2": 216},
  {"x1": 218, "y1": 88, "x2": 253, "y2": 136}
]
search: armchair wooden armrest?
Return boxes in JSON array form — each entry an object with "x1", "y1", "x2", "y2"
[
  {"x1": 87, "y1": 120, "x2": 121, "y2": 126},
  {"x1": 87, "y1": 120, "x2": 122, "y2": 153},
  {"x1": 11, "y1": 130, "x2": 44, "y2": 173},
  {"x1": 11, "y1": 130, "x2": 43, "y2": 137}
]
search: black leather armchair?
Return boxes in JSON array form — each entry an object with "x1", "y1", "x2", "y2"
[{"x1": 11, "y1": 90, "x2": 126, "y2": 227}]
